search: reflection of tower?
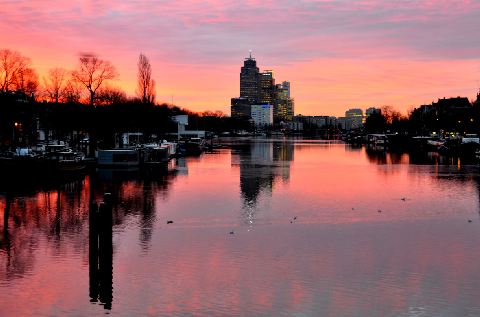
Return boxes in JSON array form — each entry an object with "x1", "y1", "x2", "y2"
[
  {"x1": 236, "y1": 142, "x2": 294, "y2": 224},
  {"x1": 273, "y1": 141, "x2": 294, "y2": 182},
  {"x1": 239, "y1": 142, "x2": 274, "y2": 209},
  {"x1": 89, "y1": 195, "x2": 113, "y2": 310}
]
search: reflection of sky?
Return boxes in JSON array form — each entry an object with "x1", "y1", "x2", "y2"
[{"x1": 1, "y1": 143, "x2": 480, "y2": 315}]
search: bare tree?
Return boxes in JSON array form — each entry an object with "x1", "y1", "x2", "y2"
[
  {"x1": 136, "y1": 53, "x2": 156, "y2": 104},
  {"x1": 0, "y1": 49, "x2": 35, "y2": 93},
  {"x1": 381, "y1": 105, "x2": 403, "y2": 124},
  {"x1": 43, "y1": 68, "x2": 67, "y2": 103},
  {"x1": 15, "y1": 66, "x2": 38, "y2": 96},
  {"x1": 63, "y1": 80, "x2": 83, "y2": 104},
  {"x1": 72, "y1": 53, "x2": 117, "y2": 106}
]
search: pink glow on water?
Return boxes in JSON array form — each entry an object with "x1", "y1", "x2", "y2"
[{"x1": 1, "y1": 142, "x2": 480, "y2": 315}]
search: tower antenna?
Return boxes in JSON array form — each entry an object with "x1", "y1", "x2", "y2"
[{"x1": 249, "y1": 50, "x2": 252, "y2": 59}]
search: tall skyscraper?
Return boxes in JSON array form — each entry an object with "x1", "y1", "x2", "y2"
[
  {"x1": 273, "y1": 82, "x2": 294, "y2": 123},
  {"x1": 240, "y1": 52, "x2": 260, "y2": 103},
  {"x1": 281, "y1": 81, "x2": 290, "y2": 98},
  {"x1": 231, "y1": 53, "x2": 294, "y2": 122},
  {"x1": 259, "y1": 70, "x2": 275, "y2": 105}
]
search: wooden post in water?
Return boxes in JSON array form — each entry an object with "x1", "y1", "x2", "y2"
[
  {"x1": 88, "y1": 193, "x2": 113, "y2": 310},
  {"x1": 98, "y1": 193, "x2": 113, "y2": 310},
  {"x1": 88, "y1": 198, "x2": 99, "y2": 302}
]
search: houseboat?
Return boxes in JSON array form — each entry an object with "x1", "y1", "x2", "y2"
[
  {"x1": 179, "y1": 138, "x2": 206, "y2": 156},
  {"x1": 97, "y1": 149, "x2": 140, "y2": 167}
]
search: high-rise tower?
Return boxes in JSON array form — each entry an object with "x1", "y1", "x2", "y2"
[
  {"x1": 259, "y1": 70, "x2": 275, "y2": 105},
  {"x1": 274, "y1": 81, "x2": 294, "y2": 123},
  {"x1": 240, "y1": 51, "x2": 260, "y2": 103}
]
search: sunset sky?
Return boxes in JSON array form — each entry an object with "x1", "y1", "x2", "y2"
[{"x1": 1, "y1": 0, "x2": 480, "y2": 116}]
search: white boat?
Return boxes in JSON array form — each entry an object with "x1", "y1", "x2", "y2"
[
  {"x1": 462, "y1": 134, "x2": 480, "y2": 144},
  {"x1": 427, "y1": 139, "x2": 445, "y2": 148}
]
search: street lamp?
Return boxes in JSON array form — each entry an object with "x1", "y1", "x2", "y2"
[{"x1": 12, "y1": 122, "x2": 20, "y2": 148}]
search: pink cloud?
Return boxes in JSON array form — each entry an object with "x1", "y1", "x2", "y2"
[{"x1": 0, "y1": 0, "x2": 479, "y2": 114}]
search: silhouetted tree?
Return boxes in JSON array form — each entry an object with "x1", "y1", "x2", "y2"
[
  {"x1": 15, "y1": 66, "x2": 38, "y2": 96},
  {"x1": 365, "y1": 111, "x2": 387, "y2": 133},
  {"x1": 136, "y1": 53, "x2": 155, "y2": 104},
  {"x1": 381, "y1": 106, "x2": 402, "y2": 124},
  {"x1": 43, "y1": 68, "x2": 67, "y2": 103},
  {"x1": 63, "y1": 80, "x2": 83, "y2": 104},
  {"x1": 72, "y1": 53, "x2": 117, "y2": 106},
  {"x1": 96, "y1": 86, "x2": 127, "y2": 105},
  {"x1": 0, "y1": 49, "x2": 37, "y2": 94}
]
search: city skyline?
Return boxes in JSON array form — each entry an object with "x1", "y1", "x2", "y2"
[{"x1": 1, "y1": 0, "x2": 480, "y2": 116}]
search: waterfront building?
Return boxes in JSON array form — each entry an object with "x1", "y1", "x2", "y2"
[
  {"x1": 410, "y1": 96, "x2": 476, "y2": 134},
  {"x1": 337, "y1": 117, "x2": 353, "y2": 130},
  {"x1": 345, "y1": 108, "x2": 363, "y2": 117},
  {"x1": 366, "y1": 107, "x2": 381, "y2": 117},
  {"x1": 231, "y1": 97, "x2": 251, "y2": 119},
  {"x1": 251, "y1": 104, "x2": 273, "y2": 127},
  {"x1": 274, "y1": 82, "x2": 294, "y2": 123},
  {"x1": 231, "y1": 53, "x2": 294, "y2": 123},
  {"x1": 286, "y1": 121, "x2": 303, "y2": 131},
  {"x1": 240, "y1": 52, "x2": 260, "y2": 104},
  {"x1": 345, "y1": 108, "x2": 363, "y2": 129},
  {"x1": 259, "y1": 70, "x2": 275, "y2": 105},
  {"x1": 294, "y1": 115, "x2": 335, "y2": 128}
]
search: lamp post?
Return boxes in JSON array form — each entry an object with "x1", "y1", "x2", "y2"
[{"x1": 12, "y1": 122, "x2": 18, "y2": 148}]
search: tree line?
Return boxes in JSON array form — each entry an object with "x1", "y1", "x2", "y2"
[
  {"x1": 1, "y1": 49, "x2": 158, "y2": 106},
  {"x1": 364, "y1": 98, "x2": 480, "y2": 135}
]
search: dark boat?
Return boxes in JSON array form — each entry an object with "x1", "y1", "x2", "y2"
[
  {"x1": 39, "y1": 149, "x2": 86, "y2": 172},
  {"x1": 0, "y1": 147, "x2": 86, "y2": 180},
  {"x1": 179, "y1": 138, "x2": 206, "y2": 156}
]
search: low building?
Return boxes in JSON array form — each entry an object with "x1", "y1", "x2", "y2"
[
  {"x1": 294, "y1": 115, "x2": 336, "y2": 128},
  {"x1": 251, "y1": 104, "x2": 273, "y2": 127},
  {"x1": 345, "y1": 108, "x2": 364, "y2": 129},
  {"x1": 366, "y1": 107, "x2": 381, "y2": 117},
  {"x1": 231, "y1": 97, "x2": 251, "y2": 119}
]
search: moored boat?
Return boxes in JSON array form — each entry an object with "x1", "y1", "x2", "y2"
[
  {"x1": 97, "y1": 149, "x2": 140, "y2": 167},
  {"x1": 179, "y1": 137, "x2": 206, "y2": 156}
]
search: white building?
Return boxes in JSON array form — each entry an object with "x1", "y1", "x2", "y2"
[{"x1": 251, "y1": 104, "x2": 273, "y2": 127}]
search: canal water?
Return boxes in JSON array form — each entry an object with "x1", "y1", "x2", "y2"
[{"x1": 1, "y1": 140, "x2": 480, "y2": 316}]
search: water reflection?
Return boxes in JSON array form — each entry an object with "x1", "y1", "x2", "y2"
[
  {"x1": 0, "y1": 177, "x2": 89, "y2": 284},
  {"x1": 0, "y1": 162, "x2": 180, "y2": 313},
  {"x1": 365, "y1": 145, "x2": 409, "y2": 165},
  {"x1": 2, "y1": 144, "x2": 480, "y2": 316},
  {"x1": 232, "y1": 141, "x2": 294, "y2": 226}
]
